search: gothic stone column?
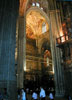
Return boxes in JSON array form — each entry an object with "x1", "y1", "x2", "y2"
[
  {"x1": 49, "y1": 11, "x2": 65, "y2": 97},
  {"x1": 0, "y1": 0, "x2": 19, "y2": 100},
  {"x1": 17, "y1": 16, "x2": 26, "y2": 88}
]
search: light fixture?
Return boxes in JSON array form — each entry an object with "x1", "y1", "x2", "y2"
[
  {"x1": 41, "y1": 7, "x2": 43, "y2": 10},
  {"x1": 36, "y1": 3, "x2": 40, "y2": 7},
  {"x1": 32, "y1": 2, "x2": 35, "y2": 6}
]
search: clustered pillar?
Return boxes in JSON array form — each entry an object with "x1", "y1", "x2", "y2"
[
  {"x1": 17, "y1": 15, "x2": 26, "y2": 89},
  {"x1": 49, "y1": 11, "x2": 65, "y2": 97},
  {"x1": 0, "y1": 0, "x2": 19, "y2": 100}
]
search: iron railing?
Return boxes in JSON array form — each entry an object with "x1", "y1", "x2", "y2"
[{"x1": 56, "y1": 34, "x2": 72, "y2": 45}]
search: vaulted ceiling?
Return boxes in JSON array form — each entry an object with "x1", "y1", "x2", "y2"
[
  {"x1": 19, "y1": 0, "x2": 48, "y2": 16},
  {"x1": 19, "y1": 0, "x2": 49, "y2": 39},
  {"x1": 19, "y1": 0, "x2": 27, "y2": 16},
  {"x1": 26, "y1": 11, "x2": 49, "y2": 39}
]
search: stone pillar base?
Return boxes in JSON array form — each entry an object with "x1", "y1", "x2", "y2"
[
  {"x1": 55, "y1": 92, "x2": 65, "y2": 97},
  {"x1": 0, "y1": 80, "x2": 17, "y2": 100}
]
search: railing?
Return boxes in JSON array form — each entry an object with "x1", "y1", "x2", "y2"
[
  {"x1": 56, "y1": 33, "x2": 72, "y2": 45},
  {"x1": 56, "y1": 34, "x2": 68, "y2": 44},
  {"x1": 56, "y1": 33, "x2": 72, "y2": 61}
]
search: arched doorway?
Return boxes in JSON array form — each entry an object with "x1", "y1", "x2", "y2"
[
  {"x1": 17, "y1": 0, "x2": 54, "y2": 89},
  {"x1": 22, "y1": 6, "x2": 55, "y2": 92},
  {"x1": 16, "y1": 0, "x2": 65, "y2": 97}
]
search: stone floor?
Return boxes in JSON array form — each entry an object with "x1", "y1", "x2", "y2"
[
  {"x1": 55, "y1": 98, "x2": 66, "y2": 100},
  {"x1": 48, "y1": 97, "x2": 66, "y2": 100},
  {"x1": 27, "y1": 94, "x2": 67, "y2": 100}
]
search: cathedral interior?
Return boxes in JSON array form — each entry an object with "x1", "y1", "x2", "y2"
[{"x1": 0, "y1": 0, "x2": 72, "y2": 100}]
